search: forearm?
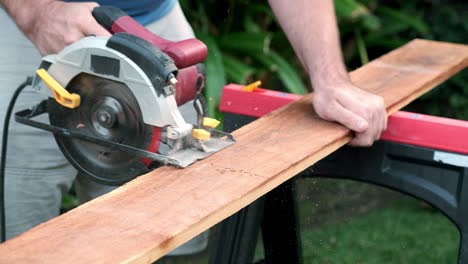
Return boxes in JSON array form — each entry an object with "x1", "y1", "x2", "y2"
[
  {"x1": 268, "y1": 0, "x2": 348, "y2": 91},
  {"x1": 1, "y1": 0, "x2": 55, "y2": 34},
  {"x1": 269, "y1": 0, "x2": 387, "y2": 147},
  {"x1": 1, "y1": 0, "x2": 109, "y2": 55}
]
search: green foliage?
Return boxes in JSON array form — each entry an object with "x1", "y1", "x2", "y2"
[
  {"x1": 410, "y1": 2, "x2": 468, "y2": 119},
  {"x1": 335, "y1": 0, "x2": 381, "y2": 31},
  {"x1": 197, "y1": 33, "x2": 226, "y2": 117},
  {"x1": 180, "y1": 0, "x2": 308, "y2": 117},
  {"x1": 180, "y1": 0, "x2": 467, "y2": 120}
]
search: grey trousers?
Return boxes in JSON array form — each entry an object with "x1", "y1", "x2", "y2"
[{"x1": 0, "y1": 2, "x2": 205, "y2": 253}]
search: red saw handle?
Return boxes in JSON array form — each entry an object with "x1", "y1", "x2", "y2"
[{"x1": 92, "y1": 6, "x2": 208, "y2": 69}]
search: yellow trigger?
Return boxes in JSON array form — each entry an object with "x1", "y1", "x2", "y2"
[
  {"x1": 203, "y1": 117, "x2": 220, "y2": 128},
  {"x1": 36, "y1": 68, "x2": 81, "y2": 109},
  {"x1": 192, "y1": 129, "x2": 211, "y2": 141}
]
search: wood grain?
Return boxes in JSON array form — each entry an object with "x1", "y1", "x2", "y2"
[{"x1": 0, "y1": 39, "x2": 467, "y2": 264}]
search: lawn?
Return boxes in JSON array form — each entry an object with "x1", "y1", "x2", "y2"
[{"x1": 300, "y1": 198, "x2": 459, "y2": 264}]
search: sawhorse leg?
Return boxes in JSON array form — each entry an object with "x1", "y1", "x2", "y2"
[
  {"x1": 209, "y1": 179, "x2": 303, "y2": 264},
  {"x1": 261, "y1": 179, "x2": 303, "y2": 264},
  {"x1": 209, "y1": 199, "x2": 263, "y2": 264}
]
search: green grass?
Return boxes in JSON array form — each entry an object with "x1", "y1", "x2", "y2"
[{"x1": 300, "y1": 198, "x2": 459, "y2": 264}]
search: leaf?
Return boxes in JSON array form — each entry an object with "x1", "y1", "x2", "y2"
[
  {"x1": 354, "y1": 29, "x2": 369, "y2": 65},
  {"x1": 219, "y1": 32, "x2": 272, "y2": 54},
  {"x1": 223, "y1": 55, "x2": 255, "y2": 84},
  {"x1": 335, "y1": 0, "x2": 370, "y2": 20},
  {"x1": 378, "y1": 7, "x2": 429, "y2": 34},
  {"x1": 362, "y1": 37, "x2": 408, "y2": 49},
  {"x1": 243, "y1": 15, "x2": 262, "y2": 33},
  {"x1": 335, "y1": 0, "x2": 381, "y2": 30},
  {"x1": 197, "y1": 33, "x2": 226, "y2": 117},
  {"x1": 361, "y1": 14, "x2": 381, "y2": 30},
  {"x1": 245, "y1": 3, "x2": 274, "y2": 17},
  {"x1": 253, "y1": 51, "x2": 308, "y2": 95},
  {"x1": 243, "y1": 3, "x2": 275, "y2": 33},
  {"x1": 366, "y1": 22, "x2": 410, "y2": 37}
]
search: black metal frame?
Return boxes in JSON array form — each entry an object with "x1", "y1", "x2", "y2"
[{"x1": 210, "y1": 113, "x2": 468, "y2": 264}]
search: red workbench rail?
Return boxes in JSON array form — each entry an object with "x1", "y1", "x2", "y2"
[{"x1": 220, "y1": 84, "x2": 468, "y2": 155}]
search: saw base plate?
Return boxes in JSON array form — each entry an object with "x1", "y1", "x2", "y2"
[{"x1": 168, "y1": 135, "x2": 236, "y2": 168}]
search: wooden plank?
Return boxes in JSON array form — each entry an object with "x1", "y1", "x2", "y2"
[{"x1": 0, "y1": 39, "x2": 466, "y2": 264}]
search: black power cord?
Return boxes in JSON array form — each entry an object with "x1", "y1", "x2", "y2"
[{"x1": 0, "y1": 77, "x2": 33, "y2": 242}]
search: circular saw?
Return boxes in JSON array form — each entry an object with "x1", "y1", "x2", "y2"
[{"x1": 15, "y1": 7, "x2": 235, "y2": 185}]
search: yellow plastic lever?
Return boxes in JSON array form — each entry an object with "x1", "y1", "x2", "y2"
[
  {"x1": 242, "y1": 80, "x2": 262, "y2": 92},
  {"x1": 203, "y1": 117, "x2": 220, "y2": 128},
  {"x1": 192, "y1": 129, "x2": 211, "y2": 141},
  {"x1": 36, "y1": 69, "x2": 81, "y2": 109}
]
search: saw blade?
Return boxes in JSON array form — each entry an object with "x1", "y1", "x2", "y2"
[{"x1": 48, "y1": 73, "x2": 160, "y2": 185}]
